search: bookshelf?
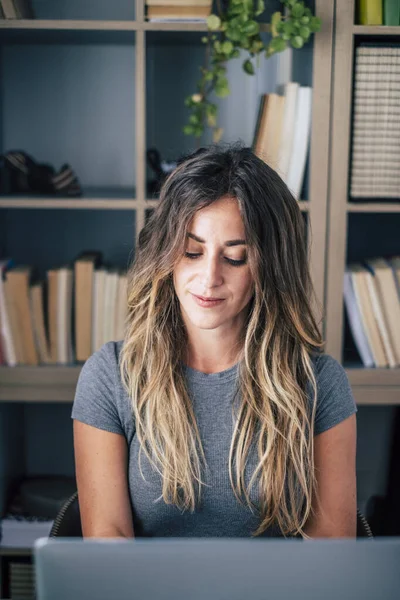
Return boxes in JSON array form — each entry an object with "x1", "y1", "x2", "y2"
[
  {"x1": 325, "y1": 0, "x2": 400, "y2": 406},
  {"x1": 0, "y1": 0, "x2": 334, "y2": 402}
]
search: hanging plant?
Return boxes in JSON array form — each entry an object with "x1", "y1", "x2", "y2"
[{"x1": 183, "y1": 0, "x2": 321, "y2": 142}]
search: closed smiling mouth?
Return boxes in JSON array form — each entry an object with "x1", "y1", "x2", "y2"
[{"x1": 192, "y1": 294, "x2": 225, "y2": 301}]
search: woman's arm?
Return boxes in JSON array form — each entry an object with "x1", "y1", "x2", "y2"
[
  {"x1": 303, "y1": 413, "x2": 357, "y2": 538},
  {"x1": 73, "y1": 420, "x2": 135, "y2": 538}
]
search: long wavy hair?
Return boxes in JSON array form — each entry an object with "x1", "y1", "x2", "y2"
[{"x1": 120, "y1": 143, "x2": 324, "y2": 538}]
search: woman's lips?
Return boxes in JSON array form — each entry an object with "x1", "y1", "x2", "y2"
[{"x1": 191, "y1": 294, "x2": 225, "y2": 308}]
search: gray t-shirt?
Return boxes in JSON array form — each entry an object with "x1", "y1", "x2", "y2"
[{"x1": 71, "y1": 341, "x2": 357, "y2": 538}]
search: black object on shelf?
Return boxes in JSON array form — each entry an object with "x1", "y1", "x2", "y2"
[
  {"x1": 0, "y1": 151, "x2": 82, "y2": 197},
  {"x1": 146, "y1": 147, "x2": 177, "y2": 196},
  {"x1": 6, "y1": 476, "x2": 77, "y2": 520}
]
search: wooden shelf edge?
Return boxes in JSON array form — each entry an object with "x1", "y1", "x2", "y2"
[
  {"x1": 353, "y1": 25, "x2": 400, "y2": 36},
  {"x1": 347, "y1": 202, "x2": 400, "y2": 213},
  {"x1": 1, "y1": 366, "x2": 400, "y2": 403},
  {"x1": 0, "y1": 198, "x2": 139, "y2": 209},
  {"x1": 345, "y1": 367, "x2": 400, "y2": 386},
  {"x1": 0, "y1": 20, "x2": 139, "y2": 31}
]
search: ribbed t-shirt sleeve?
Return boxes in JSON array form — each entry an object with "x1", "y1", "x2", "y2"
[
  {"x1": 313, "y1": 354, "x2": 358, "y2": 436},
  {"x1": 71, "y1": 342, "x2": 124, "y2": 435}
]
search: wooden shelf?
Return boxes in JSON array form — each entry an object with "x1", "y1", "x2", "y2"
[
  {"x1": 347, "y1": 203, "x2": 400, "y2": 213},
  {"x1": 0, "y1": 20, "x2": 138, "y2": 44},
  {"x1": 353, "y1": 25, "x2": 400, "y2": 36},
  {"x1": 0, "y1": 19, "x2": 270, "y2": 44},
  {"x1": 345, "y1": 368, "x2": 400, "y2": 405},
  {"x1": 1, "y1": 364, "x2": 399, "y2": 404},
  {"x1": 0, "y1": 366, "x2": 81, "y2": 402},
  {"x1": 0, "y1": 188, "x2": 138, "y2": 209}
]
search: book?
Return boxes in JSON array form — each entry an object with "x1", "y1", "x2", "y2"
[
  {"x1": 0, "y1": 0, "x2": 17, "y2": 19},
  {"x1": 115, "y1": 273, "x2": 128, "y2": 341},
  {"x1": 146, "y1": 0, "x2": 211, "y2": 5},
  {"x1": 0, "y1": 259, "x2": 17, "y2": 366},
  {"x1": 344, "y1": 269, "x2": 374, "y2": 367},
  {"x1": 285, "y1": 86, "x2": 312, "y2": 200},
  {"x1": 365, "y1": 258, "x2": 400, "y2": 365},
  {"x1": 276, "y1": 82, "x2": 299, "y2": 183},
  {"x1": 47, "y1": 269, "x2": 59, "y2": 364},
  {"x1": 30, "y1": 282, "x2": 50, "y2": 364},
  {"x1": 5, "y1": 266, "x2": 38, "y2": 366},
  {"x1": 74, "y1": 252, "x2": 102, "y2": 362},
  {"x1": 383, "y1": 0, "x2": 400, "y2": 25},
  {"x1": 358, "y1": 0, "x2": 383, "y2": 24},
  {"x1": 348, "y1": 264, "x2": 388, "y2": 367},
  {"x1": 92, "y1": 268, "x2": 107, "y2": 353},
  {"x1": 147, "y1": 5, "x2": 210, "y2": 18},
  {"x1": 57, "y1": 267, "x2": 73, "y2": 365}
]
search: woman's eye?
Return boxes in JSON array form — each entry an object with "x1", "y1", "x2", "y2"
[{"x1": 184, "y1": 252, "x2": 246, "y2": 266}]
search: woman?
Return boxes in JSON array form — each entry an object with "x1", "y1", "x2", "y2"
[{"x1": 72, "y1": 143, "x2": 357, "y2": 540}]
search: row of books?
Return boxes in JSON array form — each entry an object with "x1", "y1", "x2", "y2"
[
  {"x1": 0, "y1": 0, "x2": 33, "y2": 19},
  {"x1": 350, "y1": 44, "x2": 400, "y2": 200},
  {"x1": 358, "y1": 0, "x2": 400, "y2": 25},
  {"x1": 146, "y1": 0, "x2": 211, "y2": 22},
  {"x1": 344, "y1": 257, "x2": 400, "y2": 368},
  {"x1": 0, "y1": 253, "x2": 128, "y2": 367},
  {"x1": 253, "y1": 82, "x2": 312, "y2": 200}
]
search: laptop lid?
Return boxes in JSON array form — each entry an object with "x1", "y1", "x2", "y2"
[{"x1": 34, "y1": 536, "x2": 400, "y2": 600}]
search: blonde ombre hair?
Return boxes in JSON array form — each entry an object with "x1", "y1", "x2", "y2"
[{"x1": 120, "y1": 143, "x2": 324, "y2": 538}]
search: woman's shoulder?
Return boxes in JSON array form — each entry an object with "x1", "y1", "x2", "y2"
[
  {"x1": 309, "y1": 351, "x2": 357, "y2": 436},
  {"x1": 72, "y1": 340, "x2": 134, "y2": 438}
]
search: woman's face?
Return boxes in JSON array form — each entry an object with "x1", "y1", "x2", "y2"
[{"x1": 173, "y1": 196, "x2": 254, "y2": 333}]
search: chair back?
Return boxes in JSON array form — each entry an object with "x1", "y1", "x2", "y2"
[{"x1": 49, "y1": 491, "x2": 374, "y2": 539}]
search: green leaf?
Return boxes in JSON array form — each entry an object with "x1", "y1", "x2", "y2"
[
  {"x1": 271, "y1": 11, "x2": 281, "y2": 38},
  {"x1": 242, "y1": 20, "x2": 259, "y2": 36},
  {"x1": 255, "y1": 0, "x2": 264, "y2": 17},
  {"x1": 183, "y1": 125, "x2": 194, "y2": 135},
  {"x1": 291, "y1": 2, "x2": 305, "y2": 18},
  {"x1": 243, "y1": 58, "x2": 255, "y2": 74},
  {"x1": 189, "y1": 114, "x2": 200, "y2": 125},
  {"x1": 267, "y1": 37, "x2": 287, "y2": 55},
  {"x1": 207, "y1": 14, "x2": 221, "y2": 30},
  {"x1": 299, "y1": 25, "x2": 310, "y2": 40},
  {"x1": 222, "y1": 40, "x2": 234, "y2": 55},
  {"x1": 300, "y1": 15, "x2": 310, "y2": 24},
  {"x1": 291, "y1": 35, "x2": 304, "y2": 49},
  {"x1": 201, "y1": 36, "x2": 208, "y2": 43},
  {"x1": 309, "y1": 16, "x2": 322, "y2": 32},
  {"x1": 226, "y1": 28, "x2": 241, "y2": 42}
]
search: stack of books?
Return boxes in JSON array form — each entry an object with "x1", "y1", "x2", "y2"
[
  {"x1": 357, "y1": 0, "x2": 400, "y2": 25},
  {"x1": 146, "y1": 0, "x2": 212, "y2": 22},
  {"x1": 350, "y1": 44, "x2": 400, "y2": 200},
  {"x1": 344, "y1": 257, "x2": 400, "y2": 368},
  {"x1": 0, "y1": 0, "x2": 34, "y2": 19},
  {"x1": 253, "y1": 82, "x2": 313, "y2": 200},
  {"x1": 0, "y1": 254, "x2": 128, "y2": 366}
]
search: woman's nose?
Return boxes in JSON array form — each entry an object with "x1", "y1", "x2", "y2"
[{"x1": 200, "y1": 256, "x2": 223, "y2": 288}]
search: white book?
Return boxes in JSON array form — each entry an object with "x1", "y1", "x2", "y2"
[
  {"x1": 0, "y1": 260, "x2": 17, "y2": 366},
  {"x1": 57, "y1": 268, "x2": 73, "y2": 364},
  {"x1": 366, "y1": 258, "x2": 400, "y2": 365},
  {"x1": 364, "y1": 270, "x2": 397, "y2": 368},
  {"x1": 276, "y1": 82, "x2": 299, "y2": 183},
  {"x1": 285, "y1": 86, "x2": 312, "y2": 200},
  {"x1": 102, "y1": 271, "x2": 119, "y2": 345},
  {"x1": 114, "y1": 274, "x2": 128, "y2": 341},
  {"x1": 349, "y1": 265, "x2": 387, "y2": 368},
  {"x1": 343, "y1": 270, "x2": 374, "y2": 368},
  {"x1": 0, "y1": 0, "x2": 17, "y2": 18},
  {"x1": 92, "y1": 268, "x2": 107, "y2": 353}
]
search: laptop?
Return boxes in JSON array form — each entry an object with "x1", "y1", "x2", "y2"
[{"x1": 34, "y1": 536, "x2": 400, "y2": 600}]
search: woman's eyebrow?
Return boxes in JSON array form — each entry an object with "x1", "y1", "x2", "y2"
[{"x1": 187, "y1": 232, "x2": 247, "y2": 247}]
